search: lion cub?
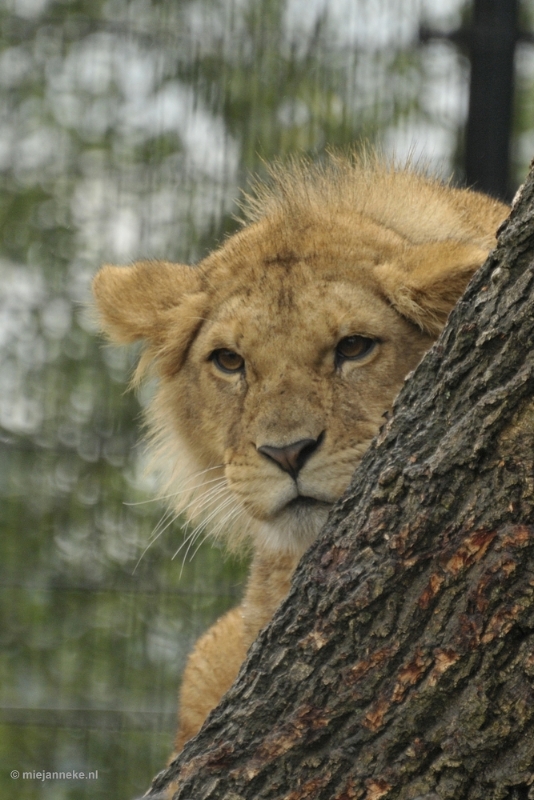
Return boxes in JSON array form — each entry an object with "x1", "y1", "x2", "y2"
[{"x1": 93, "y1": 153, "x2": 508, "y2": 754}]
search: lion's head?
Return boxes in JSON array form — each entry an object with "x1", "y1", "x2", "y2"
[{"x1": 93, "y1": 154, "x2": 508, "y2": 556}]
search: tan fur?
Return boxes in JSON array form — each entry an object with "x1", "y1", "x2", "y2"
[{"x1": 92, "y1": 153, "x2": 508, "y2": 760}]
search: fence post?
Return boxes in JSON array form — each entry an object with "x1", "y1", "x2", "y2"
[
  {"x1": 420, "y1": 0, "x2": 526, "y2": 201},
  {"x1": 465, "y1": 0, "x2": 519, "y2": 200}
]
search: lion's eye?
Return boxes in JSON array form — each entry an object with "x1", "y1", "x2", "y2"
[
  {"x1": 212, "y1": 348, "x2": 245, "y2": 374},
  {"x1": 336, "y1": 335, "x2": 376, "y2": 364}
]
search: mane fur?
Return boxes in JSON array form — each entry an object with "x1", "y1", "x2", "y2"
[{"x1": 239, "y1": 149, "x2": 503, "y2": 251}]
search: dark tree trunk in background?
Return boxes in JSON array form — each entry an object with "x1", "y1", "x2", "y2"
[{"x1": 146, "y1": 165, "x2": 534, "y2": 800}]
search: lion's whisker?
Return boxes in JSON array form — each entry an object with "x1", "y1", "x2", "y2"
[
  {"x1": 209, "y1": 502, "x2": 246, "y2": 541},
  {"x1": 187, "y1": 531, "x2": 214, "y2": 564},
  {"x1": 125, "y1": 473, "x2": 225, "y2": 507},
  {"x1": 132, "y1": 508, "x2": 179, "y2": 574},
  {"x1": 177, "y1": 482, "x2": 229, "y2": 517},
  {"x1": 134, "y1": 479, "x2": 230, "y2": 574},
  {"x1": 175, "y1": 495, "x2": 237, "y2": 568}
]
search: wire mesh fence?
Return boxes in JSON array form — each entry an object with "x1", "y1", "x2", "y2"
[{"x1": 1, "y1": 0, "x2": 533, "y2": 797}]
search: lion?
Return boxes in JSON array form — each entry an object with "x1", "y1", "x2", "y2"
[{"x1": 92, "y1": 152, "x2": 508, "y2": 758}]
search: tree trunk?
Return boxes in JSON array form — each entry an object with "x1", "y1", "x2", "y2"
[{"x1": 145, "y1": 165, "x2": 534, "y2": 800}]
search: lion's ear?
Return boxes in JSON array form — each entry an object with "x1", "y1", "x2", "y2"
[
  {"x1": 375, "y1": 241, "x2": 490, "y2": 336},
  {"x1": 92, "y1": 260, "x2": 202, "y2": 344}
]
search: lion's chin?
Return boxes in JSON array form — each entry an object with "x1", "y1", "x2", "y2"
[{"x1": 253, "y1": 497, "x2": 332, "y2": 555}]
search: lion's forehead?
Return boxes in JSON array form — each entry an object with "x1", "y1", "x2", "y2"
[{"x1": 198, "y1": 269, "x2": 402, "y2": 360}]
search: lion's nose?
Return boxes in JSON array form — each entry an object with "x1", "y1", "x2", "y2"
[{"x1": 257, "y1": 434, "x2": 323, "y2": 479}]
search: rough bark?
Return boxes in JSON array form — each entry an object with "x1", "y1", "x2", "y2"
[{"x1": 146, "y1": 164, "x2": 534, "y2": 800}]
